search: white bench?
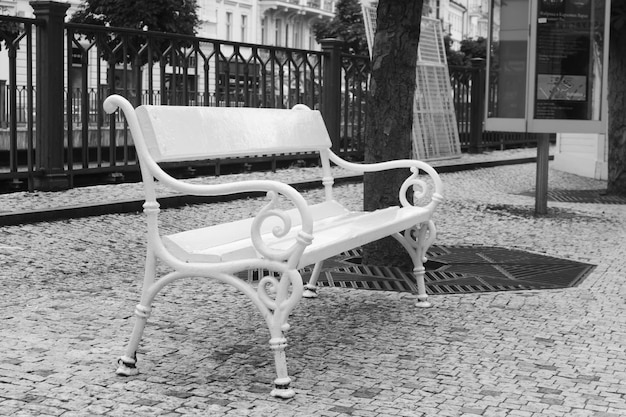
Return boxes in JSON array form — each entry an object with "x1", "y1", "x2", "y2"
[{"x1": 103, "y1": 94, "x2": 444, "y2": 399}]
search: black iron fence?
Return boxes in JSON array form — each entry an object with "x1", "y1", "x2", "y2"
[{"x1": 0, "y1": 5, "x2": 535, "y2": 194}]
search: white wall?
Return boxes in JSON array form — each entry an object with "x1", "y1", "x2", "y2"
[{"x1": 553, "y1": 133, "x2": 608, "y2": 180}]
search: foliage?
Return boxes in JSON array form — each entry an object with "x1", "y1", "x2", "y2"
[
  {"x1": 313, "y1": 0, "x2": 368, "y2": 55},
  {"x1": 445, "y1": 35, "x2": 486, "y2": 67},
  {"x1": 70, "y1": 0, "x2": 199, "y2": 35},
  {"x1": 460, "y1": 37, "x2": 486, "y2": 60},
  {"x1": 444, "y1": 35, "x2": 464, "y2": 66},
  {"x1": 0, "y1": 20, "x2": 23, "y2": 52},
  {"x1": 69, "y1": 0, "x2": 199, "y2": 67}
]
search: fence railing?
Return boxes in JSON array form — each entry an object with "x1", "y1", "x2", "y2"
[
  {"x1": 0, "y1": 6, "x2": 537, "y2": 194},
  {"x1": 64, "y1": 21, "x2": 329, "y2": 181},
  {"x1": 0, "y1": 14, "x2": 37, "y2": 191}
]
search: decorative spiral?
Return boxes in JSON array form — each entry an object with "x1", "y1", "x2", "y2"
[
  {"x1": 257, "y1": 269, "x2": 303, "y2": 314},
  {"x1": 399, "y1": 168, "x2": 430, "y2": 207},
  {"x1": 251, "y1": 191, "x2": 299, "y2": 261},
  {"x1": 421, "y1": 220, "x2": 437, "y2": 259},
  {"x1": 258, "y1": 274, "x2": 280, "y2": 311},
  {"x1": 402, "y1": 220, "x2": 437, "y2": 262},
  {"x1": 402, "y1": 227, "x2": 421, "y2": 251}
]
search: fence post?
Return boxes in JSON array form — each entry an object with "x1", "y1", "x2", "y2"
[
  {"x1": 320, "y1": 38, "x2": 343, "y2": 152},
  {"x1": 31, "y1": 0, "x2": 70, "y2": 191},
  {"x1": 469, "y1": 58, "x2": 486, "y2": 154},
  {"x1": 0, "y1": 80, "x2": 6, "y2": 128}
]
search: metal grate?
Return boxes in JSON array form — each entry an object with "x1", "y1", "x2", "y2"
[
  {"x1": 361, "y1": 6, "x2": 462, "y2": 161},
  {"x1": 238, "y1": 246, "x2": 594, "y2": 295},
  {"x1": 299, "y1": 245, "x2": 595, "y2": 295},
  {"x1": 519, "y1": 189, "x2": 626, "y2": 204}
]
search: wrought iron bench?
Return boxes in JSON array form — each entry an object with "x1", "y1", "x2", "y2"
[{"x1": 103, "y1": 94, "x2": 444, "y2": 399}]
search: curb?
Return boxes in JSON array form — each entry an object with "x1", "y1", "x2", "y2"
[{"x1": 0, "y1": 156, "x2": 546, "y2": 226}]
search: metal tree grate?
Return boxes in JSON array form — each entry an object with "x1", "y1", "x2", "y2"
[
  {"x1": 240, "y1": 246, "x2": 595, "y2": 295},
  {"x1": 298, "y1": 245, "x2": 595, "y2": 295},
  {"x1": 519, "y1": 189, "x2": 626, "y2": 204}
]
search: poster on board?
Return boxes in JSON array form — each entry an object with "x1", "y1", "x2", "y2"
[{"x1": 534, "y1": 0, "x2": 592, "y2": 120}]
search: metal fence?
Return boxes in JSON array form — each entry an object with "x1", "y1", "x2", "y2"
[
  {"x1": 0, "y1": 8, "x2": 536, "y2": 194},
  {"x1": 64, "y1": 22, "x2": 330, "y2": 183},
  {"x1": 449, "y1": 63, "x2": 539, "y2": 152},
  {"x1": 0, "y1": 7, "x2": 336, "y2": 192},
  {"x1": 0, "y1": 14, "x2": 37, "y2": 191}
]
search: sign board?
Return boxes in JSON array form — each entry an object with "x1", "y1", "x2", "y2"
[{"x1": 485, "y1": 0, "x2": 610, "y2": 134}]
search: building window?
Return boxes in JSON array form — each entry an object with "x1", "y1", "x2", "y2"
[
  {"x1": 226, "y1": 12, "x2": 233, "y2": 41},
  {"x1": 285, "y1": 23, "x2": 290, "y2": 47},
  {"x1": 162, "y1": 73, "x2": 198, "y2": 105},
  {"x1": 261, "y1": 17, "x2": 267, "y2": 44},
  {"x1": 275, "y1": 19, "x2": 282, "y2": 46},
  {"x1": 241, "y1": 15, "x2": 248, "y2": 42},
  {"x1": 294, "y1": 22, "x2": 302, "y2": 49},
  {"x1": 217, "y1": 60, "x2": 261, "y2": 105}
]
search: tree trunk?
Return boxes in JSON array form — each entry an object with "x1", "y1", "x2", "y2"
[
  {"x1": 608, "y1": 2, "x2": 626, "y2": 196},
  {"x1": 362, "y1": 0, "x2": 423, "y2": 268}
]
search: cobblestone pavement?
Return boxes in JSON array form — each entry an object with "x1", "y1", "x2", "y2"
[
  {"x1": 2, "y1": 147, "x2": 626, "y2": 416},
  {"x1": 0, "y1": 147, "x2": 540, "y2": 213}
]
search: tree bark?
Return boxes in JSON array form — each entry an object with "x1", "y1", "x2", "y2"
[
  {"x1": 608, "y1": 2, "x2": 626, "y2": 196},
  {"x1": 362, "y1": 0, "x2": 423, "y2": 268}
]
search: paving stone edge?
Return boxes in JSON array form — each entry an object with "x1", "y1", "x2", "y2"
[{"x1": 0, "y1": 156, "x2": 543, "y2": 226}]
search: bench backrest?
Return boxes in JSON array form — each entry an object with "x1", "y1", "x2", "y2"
[{"x1": 135, "y1": 105, "x2": 332, "y2": 163}]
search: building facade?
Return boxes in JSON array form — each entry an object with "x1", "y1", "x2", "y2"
[
  {"x1": 0, "y1": 0, "x2": 336, "y2": 105},
  {"x1": 426, "y1": 0, "x2": 489, "y2": 48},
  {"x1": 195, "y1": 0, "x2": 335, "y2": 49},
  {"x1": 0, "y1": 0, "x2": 334, "y2": 48},
  {"x1": 0, "y1": 0, "x2": 489, "y2": 86}
]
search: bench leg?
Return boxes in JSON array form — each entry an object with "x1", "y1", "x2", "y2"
[
  {"x1": 395, "y1": 221, "x2": 436, "y2": 308},
  {"x1": 303, "y1": 261, "x2": 323, "y2": 298},
  {"x1": 258, "y1": 268, "x2": 302, "y2": 398},
  {"x1": 116, "y1": 252, "x2": 157, "y2": 376},
  {"x1": 413, "y1": 264, "x2": 432, "y2": 308},
  {"x1": 413, "y1": 221, "x2": 436, "y2": 308},
  {"x1": 269, "y1": 336, "x2": 295, "y2": 399},
  {"x1": 116, "y1": 303, "x2": 151, "y2": 376}
]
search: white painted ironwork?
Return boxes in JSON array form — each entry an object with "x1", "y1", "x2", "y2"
[
  {"x1": 104, "y1": 94, "x2": 444, "y2": 398},
  {"x1": 362, "y1": 6, "x2": 462, "y2": 160},
  {"x1": 362, "y1": 3, "x2": 376, "y2": 57}
]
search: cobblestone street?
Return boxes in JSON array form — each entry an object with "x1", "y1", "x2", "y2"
[{"x1": 1, "y1": 148, "x2": 625, "y2": 416}]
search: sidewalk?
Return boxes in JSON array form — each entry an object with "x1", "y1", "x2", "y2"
[
  {"x1": 1, "y1": 147, "x2": 546, "y2": 225},
  {"x1": 1, "y1": 147, "x2": 626, "y2": 416}
]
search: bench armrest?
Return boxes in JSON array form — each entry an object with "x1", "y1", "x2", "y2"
[
  {"x1": 326, "y1": 151, "x2": 444, "y2": 208},
  {"x1": 165, "y1": 175, "x2": 316, "y2": 264},
  {"x1": 103, "y1": 95, "x2": 314, "y2": 265}
]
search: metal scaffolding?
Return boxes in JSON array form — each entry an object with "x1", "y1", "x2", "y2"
[{"x1": 363, "y1": 8, "x2": 461, "y2": 160}]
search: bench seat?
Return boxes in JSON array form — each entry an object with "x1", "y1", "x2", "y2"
[{"x1": 163, "y1": 200, "x2": 432, "y2": 268}]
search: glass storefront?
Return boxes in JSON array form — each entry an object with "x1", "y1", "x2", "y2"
[
  {"x1": 533, "y1": 0, "x2": 605, "y2": 121},
  {"x1": 487, "y1": 0, "x2": 530, "y2": 120}
]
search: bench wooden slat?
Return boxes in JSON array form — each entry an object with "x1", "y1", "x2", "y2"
[
  {"x1": 162, "y1": 200, "x2": 348, "y2": 263},
  {"x1": 136, "y1": 105, "x2": 332, "y2": 162},
  {"x1": 162, "y1": 201, "x2": 431, "y2": 268}
]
